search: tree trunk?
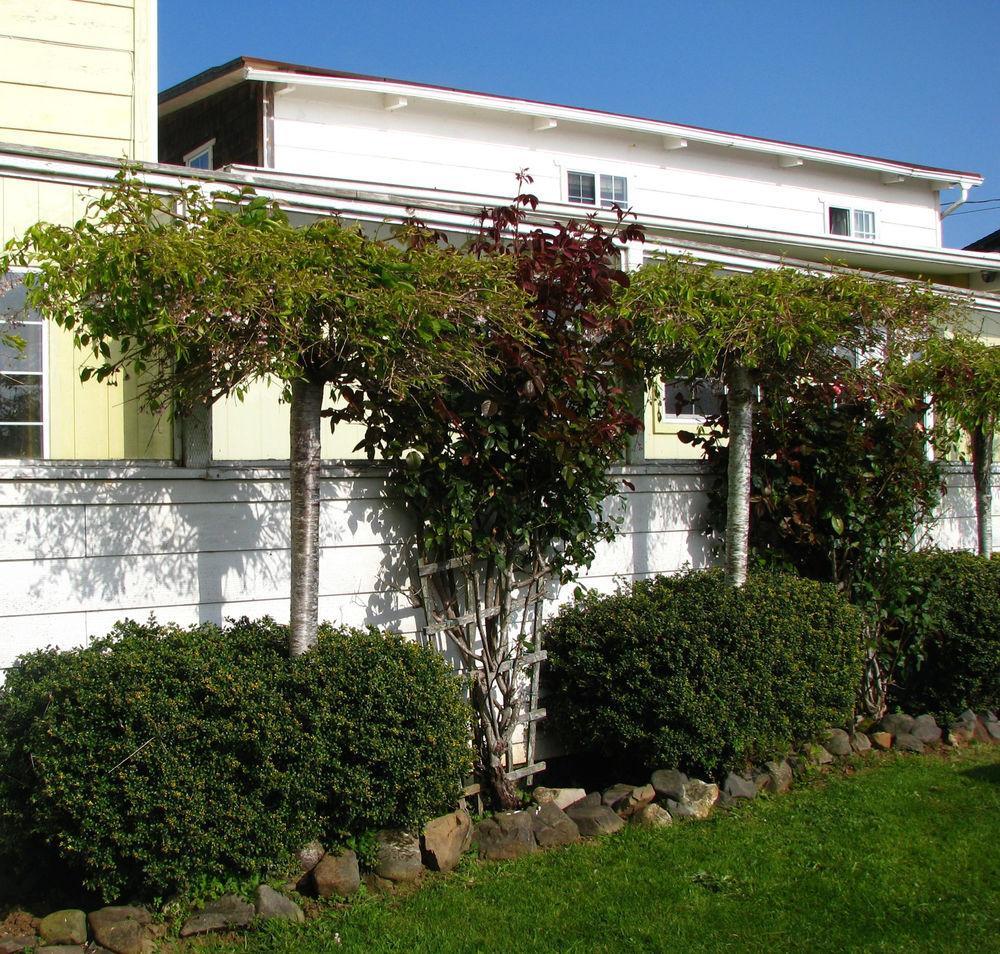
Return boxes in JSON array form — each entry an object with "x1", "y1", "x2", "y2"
[
  {"x1": 971, "y1": 424, "x2": 994, "y2": 558},
  {"x1": 289, "y1": 377, "x2": 325, "y2": 655},
  {"x1": 724, "y1": 363, "x2": 754, "y2": 587}
]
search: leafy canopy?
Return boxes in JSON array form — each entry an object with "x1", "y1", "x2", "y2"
[{"x1": 1, "y1": 170, "x2": 530, "y2": 414}]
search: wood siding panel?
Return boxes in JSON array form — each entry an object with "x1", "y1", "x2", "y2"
[
  {"x1": 0, "y1": 37, "x2": 133, "y2": 96},
  {"x1": 0, "y1": 0, "x2": 134, "y2": 50},
  {"x1": 159, "y1": 82, "x2": 261, "y2": 169},
  {"x1": 0, "y1": 84, "x2": 132, "y2": 141}
]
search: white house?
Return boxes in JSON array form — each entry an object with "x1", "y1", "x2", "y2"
[{"x1": 2, "y1": 39, "x2": 1000, "y2": 679}]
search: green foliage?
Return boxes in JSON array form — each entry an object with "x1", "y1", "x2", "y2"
[
  {"x1": 0, "y1": 618, "x2": 471, "y2": 902},
  {"x1": 628, "y1": 258, "x2": 950, "y2": 382},
  {"x1": 695, "y1": 380, "x2": 942, "y2": 597},
  {"x1": 1, "y1": 169, "x2": 529, "y2": 415},
  {"x1": 905, "y1": 333, "x2": 1000, "y2": 452},
  {"x1": 544, "y1": 569, "x2": 865, "y2": 778},
  {"x1": 885, "y1": 550, "x2": 1000, "y2": 716}
]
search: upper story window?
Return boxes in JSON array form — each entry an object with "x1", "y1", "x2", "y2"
[
  {"x1": 568, "y1": 171, "x2": 628, "y2": 209},
  {"x1": 184, "y1": 139, "x2": 215, "y2": 170},
  {"x1": 1, "y1": 275, "x2": 44, "y2": 459},
  {"x1": 829, "y1": 206, "x2": 876, "y2": 241}
]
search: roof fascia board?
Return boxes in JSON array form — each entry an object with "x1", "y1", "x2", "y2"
[{"x1": 240, "y1": 67, "x2": 982, "y2": 189}]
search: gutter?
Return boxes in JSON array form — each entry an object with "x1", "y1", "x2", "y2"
[{"x1": 940, "y1": 183, "x2": 971, "y2": 218}]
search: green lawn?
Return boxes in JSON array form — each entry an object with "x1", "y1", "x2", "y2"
[{"x1": 196, "y1": 748, "x2": 1000, "y2": 954}]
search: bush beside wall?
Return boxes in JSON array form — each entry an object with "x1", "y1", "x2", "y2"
[
  {"x1": 544, "y1": 569, "x2": 865, "y2": 779},
  {"x1": 888, "y1": 551, "x2": 1000, "y2": 717},
  {"x1": 0, "y1": 618, "x2": 471, "y2": 903}
]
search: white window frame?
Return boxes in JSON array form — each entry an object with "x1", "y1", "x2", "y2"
[
  {"x1": 652, "y1": 377, "x2": 724, "y2": 433},
  {"x1": 1, "y1": 268, "x2": 49, "y2": 459},
  {"x1": 183, "y1": 138, "x2": 216, "y2": 170},
  {"x1": 827, "y1": 203, "x2": 877, "y2": 242},
  {"x1": 566, "y1": 169, "x2": 629, "y2": 209}
]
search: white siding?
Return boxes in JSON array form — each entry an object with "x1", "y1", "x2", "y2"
[
  {"x1": 0, "y1": 464, "x2": 713, "y2": 670},
  {"x1": 272, "y1": 87, "x2": 942, "y2": 249}
]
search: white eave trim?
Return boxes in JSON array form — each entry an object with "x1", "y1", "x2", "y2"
[
  {"x1": 2, "y1": 142, "x2": 998, "y2": 310},
  {"x1": 239, "y1": 67, "x2": 982, "y2": 189}
]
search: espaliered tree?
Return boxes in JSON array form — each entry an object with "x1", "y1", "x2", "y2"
[
  {"x1": 624, "y1": 259, "x2": 951, "y2": 587},
  {"x1": 344, "y1": 189, "x2": 646, "y2": 807},
  {"x1": 2, "y1": 171, "x2": 529, "y2": 654},
  {"x1": 906, "y1": 333, "x2": 1000, "y2": 556}
]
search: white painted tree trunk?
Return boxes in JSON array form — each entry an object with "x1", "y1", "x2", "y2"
[
  {"x1": 971, "y1": 425, "x2": 994, "y2": 558},
  {"x1": 289, "y1": 378, "x2": 325, "y2": 655},
  {"x1": 724, "y1": 363, "x2": 754, "y2": 588}
]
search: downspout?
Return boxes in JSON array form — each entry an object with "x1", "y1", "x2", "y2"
[{"x1": 940, "y1": 183, "x2": 971, "y2": 218}]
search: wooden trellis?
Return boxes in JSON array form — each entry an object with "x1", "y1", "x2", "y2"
[{"x1": 417, "y1": 553, "x2": 550, "y2": 793}]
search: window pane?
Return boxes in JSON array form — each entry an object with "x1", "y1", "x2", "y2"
[
  {"x1": 829, "y1": 207, "x2": 851, "y2": 236},
  {"x1": 0, "y1": 423, "x2": 42, "y2": 458},
  {"x1": 0, "y1": 374, "x2": 42, "y2": 422},
  {"x1": 187, "y1": 150, "x2": 211, "y2": 170},
  {"x1": 663, "y1": 380, "x2": 695, "y2": 416},
  {"x1": 568, "y1": 171, "x2": 596, "y2": 204},
  {"x1": 664, "y1": 378, "x2": 723, "y2": 418},
  {"x1": 600, "y1": 175, "x2": 627, "y2": 207},
  {"x1": 0, "y1": 321, "x2": 42, "y2": 373},
  {"x1": 853, "y1": 209, "x2": 875, "y2": 240}
]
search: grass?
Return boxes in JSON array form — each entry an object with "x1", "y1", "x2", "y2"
[{"x1": 195, "y1": 747, "x2": 1000, "y2": 954}]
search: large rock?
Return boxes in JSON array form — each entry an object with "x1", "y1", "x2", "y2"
[
  {"x1": 565, "y1": 802, "x2": 626, "y2": 837},
  {"x1": 631, "y1": 803, "x2": 673, "y2": 828},
  {"x1": 911, "y1": 714, "x2": 942, "y2": 745},
  {"x1": 532, "y1": 801, "x2": 581, "y2": 848},
  {"x1": 802, "y1": 743, "x2": 834, "y2": 765},
  {"x1": 253, "y1": 885, "x2": 304, "y2": 924},
  {"x1": 421, "y1": 810, "x2": 472, "y2": 872},
  {"x1": 603, "y1": 783, "x2": 655, "y2": 818},
  {"x1": 374, "y1": 830, "x2": 424, "y2": 883},
  {"x1": 179, "y1": 895, "x2": 254, "y2": 938},
  {"x1": 297, "y1": 841, "x2": 325, "y2": 874},
  {"x1": 36, "y1": 947, "x2": 87, "y2": 954},
  {"x1": 878, "y1": 713, "x2": 915, "y2": 736},
  {"x1": 871, "y1": 731, "x2": 893, "y2": 750},
  {"x1": 87, "y1": 907, "x2": 152, "y2": 954},
  {"x1": 532, "y1": 787, "x2": 587, "y2": 811},
  {"x1": 947, "y1": 724, "x2": 973, "y2": 747},
  {"x1": 38, "y1": 911, "x2": 87, "y2": 947},
  {"x1": 764, "y1": 760, "x2": 793, "y2": 794},
  {"x1": 667, "y1": 779, "x2": 719, "y2": 820},
  {"x1": 312, "y1": 849, "x2": 360, "y2": 898},
  {"x1": 0, "y1": 938, "x2": 38, "y2": 954},
  {"x1": 972, "y1": 716, "x2": 993, "y2": 743},
  {"x1": 823, "y1": 728, "x2": 852, "y2": 757},
  {"x1": 894, "y1": 733, "x2": 926, "y2": 754},
  {"x1": 851, "y1": 732, "x2": 872, "y2": 754},
  {"x1": 985, "y1": 719, "x2": 1000, "y2": 741},
  {"x1": 723, "y1": 772, "x2": 756, "y2": 800},
  {"x1": 650, "y1": 769, "x2": 687, "y2": 802},
  {"x1": 476, "y1": 811, "x2": 538, "y2": 860}
]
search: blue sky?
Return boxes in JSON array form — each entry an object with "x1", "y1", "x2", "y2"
[{"x1": 159, "y1": 0, "x2": 1000, "y2": 249}]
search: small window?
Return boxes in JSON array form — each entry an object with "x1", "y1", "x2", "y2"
[
  {"x1": 663, "y1": 379, "x2": 724, "y2": 420},
  {"x1": 600, "y1": 174, "x2": 628, "y2": 209},
  {"x1": 184, "y1": 139, "x2": 215, "y2": 170},
  {"x1": 828, "y1": 205, "x2": 876, "y2": 241},
  {"x1": 1, "y1": 275, "x2": 44, "y2": 459},
  {"x1": 568, "y1": 171, "x2": 596, "y2": 205}
]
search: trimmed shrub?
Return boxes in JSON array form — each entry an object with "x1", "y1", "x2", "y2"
[
  {"x1": 888, "y1": 550, "x2": 1000, "y2": 717},
  {"x1": 544, "y1": 569, "x2": 864, "y2": 778},
  {"x1": 0, "y1": 617, "x2": 470, "y2": 902}
]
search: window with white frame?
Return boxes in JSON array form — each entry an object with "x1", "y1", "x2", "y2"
[
  {"x1": 184, "y1": 139, "x2": 215, "y2": 170},
  {"x1": 829, "y1": 205, "x2": 876, "y2": 241},
  {"x1": 568, "y1": 171, "x2": 628, "y2": 209},
  {"x1": 1, "y1": 274, "x2": 44, "y2": 458}
]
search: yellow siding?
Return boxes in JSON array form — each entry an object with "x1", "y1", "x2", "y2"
[
  {"x1": 644, "y1": 387, "x2": 710, "y2": 461},
  {"x1": 212, "y1": 382, "x2": 369, "y2": 461},
  {"x1": 0, "y1": 0, "x2": 156, "y2": 162}
]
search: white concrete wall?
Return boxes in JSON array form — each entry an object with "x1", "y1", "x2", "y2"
[
  {"x1": 272, "y1": 87, "x2": 941, "y2": 249},
  {"x1": 0, "y1": 462, "x2": 712, "y2": 672}
]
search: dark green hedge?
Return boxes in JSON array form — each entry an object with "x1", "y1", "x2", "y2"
[
  {"x1": 888, "y1": 550, "x2": 1000, "y2": 717},
  {"x1": 0, "y1": 618, "x2": 471, "y2": 902},
  {"x1": 544, "y1": 569, "x2": 864, "y2": 778}
]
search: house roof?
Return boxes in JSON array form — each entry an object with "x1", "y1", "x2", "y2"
[
  {"x1": 158, "y1": 56, "x2": 983, "y2": 189},
  {"x1": 966, "y1": 227, "x2": 1000, "y2": 253}
]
